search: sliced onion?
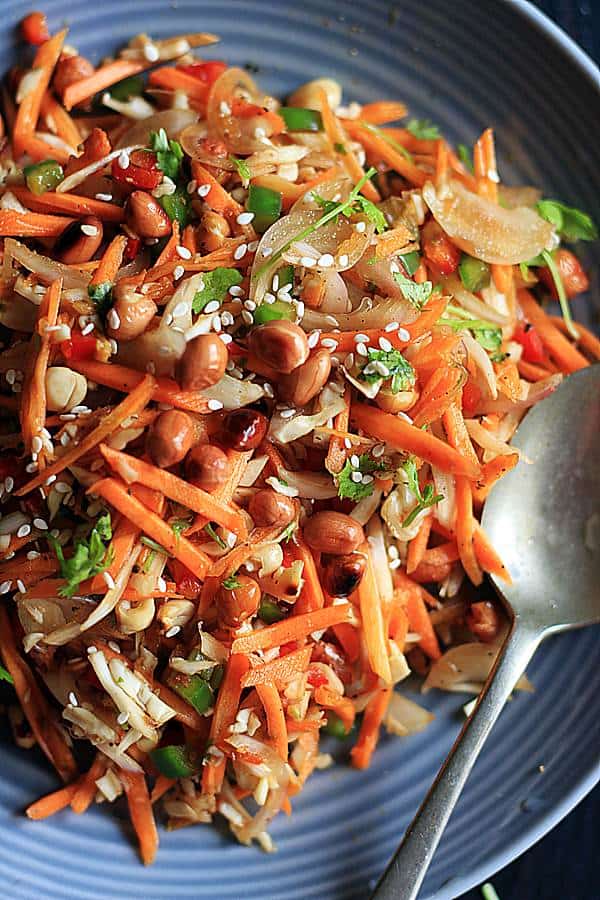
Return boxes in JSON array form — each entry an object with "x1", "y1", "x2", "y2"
[
  {"x1": 384, "y1": 691, "x2": 435, "y2": 736},
  {"x1": 57, "y1": 145, "x2": 144, "y2": 193},
  {"x1": 7, "y1": 239, "x2": 91, "y2": 290},
  {"x1": 472, "y1": 373, "x2": 562, "y2": 416},
  {"x1": 202, "y1": 373, "x2": 265, "y2": 410},
  {"x1": 366, "y1": 514, "x2": 393, "y2": 602},
  {"x1": 116, "y1": 109, "x2": 198, "y2": 148},
  {"x1": 350, "y1": 487, "x2": 382, "y2": 526},
  {"x1": 464, "y1": 419, "x2": 519, "y2": 458},
  {"x1": 443, "y1": 275, "x2": 510, "y2": 326},
  {"x1": 431, "y1": 466, "x2": 456, "y2": 532},
  {"x1": 268, "y1": 391, "x2": 346, "y2": 443},
  {"x1": 423, "y1": 179, "x2": 555, "y2": 265},
  {"x1": 353, "y1": 256, "x2": 421, "y2": 313},
  {"x1": 258, "y1": 559, "x2": 304, "y2": 601},
  {"x1": 276, "y1": 467, "x2": 337, "y2": 499},
  {"x1": 207, "y1": 67, "x2": 270, "y2": 154},
  {"x1": 460, "y1": 331, "x2": 497, "y2": 400},
  {"x1": 422, "y1": 638, "x2": 534, "y2": 694}
]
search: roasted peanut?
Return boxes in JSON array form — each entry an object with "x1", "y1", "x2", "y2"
[
  {"x1": 249, "y1": 488, "x2": 296, "y2": 528},
  {"x1": 54, "y1": 216, "x2": 103, "y2": 264},
  {"x1": 198, "y1": 210, "x2": 231, "y2": 252},
  {"x1": 185, "y1": 444, "x2": 231, "y2": 492},
  {"x1": 217, "y1": 574, "x2": 261, "y2": 627},
  {"x1": 303, "y1": 511, "x2": 364, "y2": 555},
  {"x1": 376, "y1": 386, "x2": 419, "y2": 414},
  {"x1": 147, "y1": 409, "x2": 194, "y2": 468},
  {"x1": 52, "y1": 54, "x2": 95, "y2": 99},
  {"x1": 106, "y1": 293, "x2": 157, "y2": 342},
  {"x1": 220, "y1": 408, "x2": 268, "y2": 451},
  {"x1": 248, "y1": 320, "x2": 309, "y2": 374},
  {"x1": 466, "y1": 601, "x2": 501, "y2": 643},
  {"x1": 287, "y1": 77, "x2": 342, "y2": 111},
  {"x1": 322, "y1": 552, "x2": 367, "y2": 597},
  {"x1": 278, "y1": 348, "x2": 331, "y2": 406},
  {"x1": 125, "y1": 190, "x2": 171, "y2": 239},
  {"x1": 45, "y1": 367, "x2": 87, "y2": 412},
  {"x1": 177, "y1": 333, "x2": 228, "y2": 391}
]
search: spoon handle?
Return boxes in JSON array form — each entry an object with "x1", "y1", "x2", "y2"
[{"x1": 372, "y1": 622, "x2": 541, "y2": 900}]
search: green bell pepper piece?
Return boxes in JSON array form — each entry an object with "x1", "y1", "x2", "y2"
[
  {"x1": 458, "y1": 254, "x2": 490, "y2": 293},
  {"x1": 150, "y1": 745, "x2": 202, "y2": 778},
  {"x1": 279, "y1": 107, "x2": 323, "y2": 132},
  {"x1": 24, "y1": 159, "x2": 64, "y2": 195},
  {"x1": 247, "y1": 184, "x2": 282, "y2": 232}
]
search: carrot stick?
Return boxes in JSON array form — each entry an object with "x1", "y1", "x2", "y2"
[
  {"x1": 242, "y1": 647, "x2": 312, "y2": 687},
  {"x1": 150, "y1": 775, "x2": 175, "y2": 804},
  {"x1": 455, "y1": 476, "x2": 483, "y2": 585},
  {"x1": 99, "y1": 444, "x2": 247, "y2": 535},
  {"x1": 149, "y1": 220, "x2": 180, "y2": 271},
  {"x1": 442, "y1": 400, "x2": 479, "y2": 471},
  {"x1": 359, "y1": 101, "x2": 408, "y2": 124},
  {"x1": 63, "y1": 60, "x2": 146, "y2": 110},
  {"x1": 16, "y1": 375, "x2": 155, "y2": 496},
  {"x1": 26, "y1": 783, "x2": 79, "y2": 820},
  {"x1": 517, "y1": 289, "x2": 588, "y2": 373},
  {"x1": 406, "y1": 513, "x2": 432, "y2": 575},
  {"x1": 256, "y1": 683, "x2": 288, "y2": 759},
  {"x1": 90, "y1": 478, "x2": 211, "y2": 578},
  {"x1": 191, "y1": 161, "x2": 243, "y2": 218},
  {"x1": 410, "y1": 366, "x2": 465, "y2": 428},
  {"x1": 0, "y1": 211, "x2": 73, "y2": 237},
  {"x1": 550, "y1": 315, "x2": 600, "y2": 360},
  {"x1": 70, "y1": 755, "x2": 106, "y2": 814},
  {"x1": 187, "y1": 449, "x2": 252, "y2": 536},
  {"x1": 350, "y1": 687, "x2": 391, "y2": 769},
  {"x1": 290, "y1": 534, "x2": 326, "y2": 615},
  {"x1": 357, "y1": 543, "x2": 392, "y2": 684},
  {"x1": 148, "y1": 67, "x2": 210, "y2": 102},
  {"x1": 318, "y1": 89, "x2": 380, "y2": 202},
  {"x1": 325, "y1": 385, "x2": 350, "y2": 476},
  {"x1": 473, "y1": 451, "x2": 519, "y2": 504},
  {"x1": 89, "y1": 234, "x2": 127, "y2": 289},
  {"x1": 351, "y1": 403, "x2": 480, "y2": 479},
  {"x1": 20, "y1": 277, "x2": 61, "y2": 460},
  {"x1": 13, "y1": 29, "x2": 67, "y2": 158},
  {"x1": 0, "y1": 606, "x2": 77, "y2": 782},
  {"x1": 331, "y1": 622, "x2": 360, "y2": 663},
  {"x1": 63, "y1": 126, "x2": 111, "y2": 177},
  {"x1": 39, "y1": 90, "x2": 81, "y2": 151},
  {"x1": 345, "y1": 121, "x2": 428, "y2": 187},
  {"x1": 517, "y1": 358, "x2": 556, "y2": 382},
  {"x1": 252, "y1": 166, "x2": 340, "y2": 211},
  {"x1": 68, "y1": 358, "x2": 210, "y2": 414},
  {"x1": 0, "y1": 552, "x2": 58, "y2": 586},
  {"x1": 473, "y1": 524, "x2": 511, "y2": 584},
  {"x1": 313, "y1": 685, "x2": 355, "y2": 732},
  {"x1": 232, "y1": 604, "x2": 351, "y2": 654},
  {"x1": 202, "y1": 653, "x2": 249, "y2": 794},
  {"x1": 403, "y1": 584, "x2": 442, "y2": 660},
  {"x1": 374, "y1": 224, "x2": 413, "y2": 258},
  {"x1": 120, "y1": 771, "x2": 158, "y2": 866},
  {"x1": 10, "y1": 186, "x2": 124, "y2": 222}
]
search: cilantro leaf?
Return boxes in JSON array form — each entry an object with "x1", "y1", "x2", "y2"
[
  {"x1": 393, "y1": 271, "x2": 433, "y2": 309},
  {"x1": 536, "y1": 199, "x2": 598, "y2": 242},
  {"x1": 88, "y1": 281, "x2": 113, "y2": 316},
  {"x1": 222, "y1": 574, "x2": 242, "y2": 590},
  {"x1": 311, "y1": 192, "x2": 340, "y2": 218},
  {"x1": 279, "y1": 520, "x2": 297, "y2": 542},
  {"x1": 50, "y1": 514, "x2": 114, "y2": 598},
  {"x1": 334, "y1": 142, "x2": 347, "y2": 155},
  {"x1": 406, "y1": 118, "x2": 440, "y2": 140},
  {"x1": 352, "y1": 195, "x2": 388, "y2": 234},
  {"x1": 192, "y1": 267, "x2": 243, "y2": 313},
  {"x1": 400, "y1": 458, "x2": 443, "y2": 527},
  {"x1": 337, "y1": 453, "x2": 386, "y2": 502},
  {"x1": 149, "y1": 128, "x2": 184, "y2": 181},
  {"x1": 0, "y1": 664, "x2": 13, "y2": 685},
  {"x1": 438, "y1": 307, "x2": 503, "y2": 352},
  {"x1": 399, "y1": 250, "x2": 420, "y2": 276},
  {"x1": 229, "y1": 154, "x2": 252, "y2": 182},
  {"x1": 359, "y1": 347, "x2": 416, "y2": 393},
  {"x1": 457, "y1": 143, "x2": 474, "y2": 173}
]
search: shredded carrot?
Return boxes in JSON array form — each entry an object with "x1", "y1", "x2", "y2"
[
  {"x1": 26, "y1": 782, "x2": 80, "y2": 820},
  {"x1": 13, "y1": 29, "x2": 67, "y2": 158},
  {"x1": 202, "y1": 654, "x2": 250, "y2": 794},
  {"x1": 351, "y1": 403, "x2": 480, "y2": 479},
  {"x1": 89, "y1": 234, "x2": 127, "y2": 289},
  {"x1": 473, "y1": 524, "x2": 511, "y2": 584},
  {"x1": 518, "y1": 289, "x2": 588, "y2": 373},
  {"x1": 517, "y1": 358, "x2": 556, "y2": 382},
  {"x1": 357, "y1": 542, "x2": 392, "y2": 684},
  {"x1": 242, "y1": 647, "x2": 312, "y2": 687},
  {"x1": 494, "y1": 357, "x2": 521, "y2": 401},
  {"x1": 0, "y1": 210, "x2": 74, "y2": 237},
  {"x1": 374, "y1": 224, "x2": 413, "y2": 258},
  {"x1": 359, "y1": 101, "x2": 408, "y2": 124},
  {"x1": 290, "y1": 534, "x2": 326, "y2": 614},
  {"x1": 550, "y1": 315, "x2": 600, "y2": 360},
  {"x1": 149, "y1": 221, "x2": 180, "y2": 271},
  {"x1": 410, "y1": 366, "x2": 466, "y2": 428},
  {"x1": 318, "y1": 89, "x2": 380, "y2": 202},
  {"x1": 150, "y1": 775, "x2": 175, "y2": 804},
  {"x1": 39, "y1": 90, "x2": 81, "y2": 150},
  {"x1": 191, "y1": 161, "x2": 243, "y2": 218},
  {"x1": 442, "y1": 399, "x2": 479, "y2": 471},
  {"x1": 10, "y1": 186, "x2": 124, "y2": 222},
  {"x1": 313, "y1": 685, "x2": 355, "y2": 732},
  {"x1": 344, "y1": 120, "x2": 428, "y2": 187},
  {"x1": 331, "y1": 622, "x2": 360, "y2": 663},
  {"x1": 473, "y1": 127, "x2": 498, "y2": 202},
  {"x1": 63, "y1": 126, "x2": 111, "y2": 177},
  {"x1": 232, "y1": 604, "x2": 351, "y2": 654},
  {"x1": 16, "y1": 375, "x2": 155, "y2": 496},
  {"x1": 120, "y1": 771, "x2": 159, "y2": 866},
  {"x1": 350, "y1": 688, "x2": 391, "y2": 769},
  {"x1": 100, "y1": 444, "x2": 247, "y2": 536},
  {"x1": 255, "y1": 683, "x2": 288, "y2": 760},
  {"x1": 406, "y1": 513, "x2": 433, "y2": 575},
  {"x1": 70, "y1": 755, "x2": 106, "y2": 814},
  {"x1": 473, "y1": 452, "x2": 519, "y2": 504},
  {"x1": 91, "y1": 477, "x2": 211, "y2": 579},
  {"x1": 148, "y1": 67, "x2": 211, "y2": 103},
  {"x1": 325, "y1": 384, "x2": 350, "y2": 475},
  {"x1": 62, "y1": 59, "x2": 146, "y2": 110},
  {"x1": 454, "y1": 476, "x2": 483, "y2": 585},
  {"x1": 401, "y1": 579, "x2": 442, "y2": 660},
  {"x1": 187, "y1": 449, "x2": 252, "y2": 536}
]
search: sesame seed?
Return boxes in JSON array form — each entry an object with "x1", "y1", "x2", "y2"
[
  {"x1": 219, "y1": 333, "x2": 233, "y2": 345},
  {"x1": 143, "y1": 42, "x2": 160, "y2": 62},
  {"x1": 378, "y1": 336, "x2": 393, "y2": 352},
  {"x1": 384, "y1": 322, "x2": 400, "y2": 333},
  {"x1": 16, "y1": 579, "x2": 26, "y2": 593},
  {"x1": 59, "y1": 433, "x2": 71, "y2": 447},
  {"x1": 81, "y1": 322, "x2": 95, "y2": 336},
  {"x1": 221, "y1": 311, "x2": 234, "y2": 327},
  {"x1": 271, "y1": 275, "x2": 280, "y2": 292},
  {"x1": 307, "y1": 331, "x2": 320, "y2": 349},
  {"x1": 203, "y1": 300, "x2": 220, "y2": 315},
  {"x1": 81, "y1": 224, "x2": 98, "y2": 237},
  {"x1": 345, "y1": 352, "x2": 355, "y2": 368},
  {"x1": 243, "y1": 299, "x2": 256, "y2": 311},
  {"x1": 219, "y1": 100, "x2": 231, "y2": 116},
  {"x1": 207, "y1": 399, "x2": 223, "y2": 411},
  {"x1": 374, "y1": 361, "x2": 390, "y2": 376},
  {"x1": 236, "y1": 211, "x2": 254, "y2": 225},
  {"x1": 372, "y1": 444, "x2": 385, "y2": 458},
  {"x1": 117, "y1": 150, "x2": 130, "y2": 170},
  {"x1": 165, "y1": 625, "x2": 181, "y2": 638},
  {"x1": 117, "y1": 711, "x2": 130, "y2": 726},
  {"x1": 397, "y1": 327, "x2": 410, "y2": 341},
  {"x1": 351, "y1": 471, "x2": 362, "y2": 483},
  {"x1": 356, "y1": 342, "x2": 368, "y2": 357},
  {"x1": 197, "y1": 183, "x2": 211, "y2": 198},
  {"x1": 233, "y1": 243, "x2": 248, "y2": 260},
  {"x1": 355, "y1": 220, "x2": 367, "y2": 233},
  {"x1": 247, "y1": 240, "x2": 259, "y2": 252},
  {"x1": 211, "y1": 314, "x2": 222, "y2": 332},
  {"x1": 17, "y1": 524, "x2": 31, "y2": 538},
  {"x1": 229, "y1": 284, "x2": 243, "y2": 297},
  {"x1": 362, "y1": 474, "x2": 374, "y2": 485},
  {"x1": 4, "y1": 477, "x2": 13, "y2": 493},
  {"x1": 263, "y1": 292, "x2": 276, "y2": 304},
  {"x1": 107, "y1": 309, "x2": 120, "y2": 330},
  {"x1": 262, "y1": 247, "x2": 273, "y2": 257},
  {"x1": 33, "y1": 518, "x2": 48, "y2": 530},
  {"x1": 109, "y1": 339, "x2": 118, "y2": 354},
  {"x1": 241, "y1": 310, "x2": 254, "y2": 325},
  {"x1": 0, "y1": 581, "x2": 12, "y2": 594},
  {"x1": 5, "y1": 369, "x2": 15, "y2": 385},
  {"x1": 68, "y1": 691, "x2": 78, "y2": 706},
  {"x1": 263, "y1": 382, "x2": 274, "y2": 398},
  {"x1": 87, "y1": 646, "x2": 97, "y2": 654},
  {"x1": 300, "y1": 256, "x2": 316, "y2": 268},
  {"x1": 26, "y1": 550, "x2": 40, "y2": 561},
  {"x1": 337, "y1": 254, "x2": 349, "y2": 267},
  {"x1": 317, "y1": 253, "x2": 334, "y2": 267},
  {"x1": 389, "y1": 260, "x2": 400, "y2": 274},
  {"x1": 25, "y1": 462, "x2": 38, "y2": 473},
  {"x1": 398, "y1": 411, "x2": 413, "y2": 424},
  {"x1": 321, "y1": 338, "x2": 338, "y2": 350},
  {"x1": 354, "y1": 333, "x2": 369, "y2": 343},
  {"x1": 279, "y1": 408, "x2": 296, "y2": 419},
  {"x1": 389, "y1": 558, "x2": 402, "y2": 570},
  {"x1": 71, "y1": 405, "x2": 91, "y2": 415},
  {"x1": 157, "y1": 576, "x2": 167, "y2": 592},
  {"x1": 95, "y1": 192, "x2": 113, "y2": 202},
  {"x1": 173, "y1": 265, "x2": 185, "y2": 280},
  {"x1": 176, "y1": 245, "x2": 192, "y2": 259},
  {"x1": 350, "y1": 454, "x2": 360, "y2": 468},
  {"x1": 103, "y1": 571, "x2": 116, "y2": 590},
  {"x1": 344, "y1": 438, "x2": 352, "y2": 449}
]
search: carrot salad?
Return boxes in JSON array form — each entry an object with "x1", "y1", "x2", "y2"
[{"x1": 0, "y1": 10, "x2": 596, "y2": 863}]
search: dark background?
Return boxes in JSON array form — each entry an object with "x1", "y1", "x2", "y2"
[{"x1": 460, "y1": 2, "x2": 599, "y2": 899}]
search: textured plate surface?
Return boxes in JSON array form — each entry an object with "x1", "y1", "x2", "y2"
[{"x1": 1, "y1": 1, "x2": 599, "y2": 898}]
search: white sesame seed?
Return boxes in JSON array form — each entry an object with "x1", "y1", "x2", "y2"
[
  {"x1": 397, "y1": 327, "x2": 410, "y2": 342},
  {"x1": 372, "y1": 444, "x2": 385, "y2": 458},
  {"x1": 176, "y1": 244, "x2": 192, "y2": 260},
  {"x1": 398, "y1": 411, "x2": 413, "y2": 424},
  {"x1": 350, "y1": 454, "x2": 360, "y2": 468},
  {"x1": 345, "y1": 352, "x2": 355, "y2": 368},
  {"x1": 229, "y1": 284, "x2": 243, "y2": 297},
  {"x1": 241, "y1": 310, "x2": 254, "y2": 325},
  {"x1": 157, "y1": 576, "x2": 167, "y2": 593},
  {"x1": 173, "y1": 265, "x2": 185, "y2": 280},
  {"x1": 378, "y1": 336, "x2": 393, "y2": 352},
  {"x1": 81, "y1": 224, "x2": 98, "y2": 237},
  {"x1": 307, "y1": 331, "x2": 320, "y2": 349},
  {"x1": 317, "y1": 253, "x2": 334, "y2": 268},
  {"x1": 81, "y1": 322, "x2": 95, "y2": 336},
  {"x1": 243, "y1": 299, "x2": 256, "y2": 311},
  {"x1": 355, "y1": 333, "x2": 369, "y2": 344},
  {"x1": 389, "y1": 558, "x2": 402, "y2": 570},
  {"x1": 233, "y1": 243, "x2": 248, "y2": 261},
  {"x1": 356, "y1": 342, "x2": 368, "y2": 357},
  {"x1": 4, "y1": 477, "x2": 13, "y2": 493},
  {"x1": 389, "y1": 260, "x2": 400, "y2": 273},
  {"x1": 16, "y1": 579, "x2": 26, "y2": 594},
  {"x1": 219, "y1": 333, "x2": 233, "y2": 345},
  {"x1": 211, "y1": 314, "x2": 222, "y2": 332},
  {"x1": 375, "y1": 361, "x2": 390, "y2": 377},
  {"x1": 362, "y1": 474, "x2": 374, "y2": 485},
  {"x1": 103, "y1": 571, "x2": 116, "y2": 590},
  {"x1": 117, "y1": 150, "x2": 130, "y2": 170},
  {"x1": 321, "y1": 338, "x2": 338, "y2": 350},
  {"x1": 279, "y1": 408, "x2": 296, "y2": 419},
  {"x1": 207, "y1": 399, "x2": 224, "y2": 411},
  {"x1": 203, "y1": 300, "x2": 220, "y2": 315},
  {"x1": 263, "y1": 382, "x2": 274, "y2": 398},
  {"x1": 26, "y1": 550, "x2": 41, "y2": 561},
  {"x1": 0, "y1": 581, "x2": 12, "y2": 594},
  {"x1": 25, "y1": 462, "x2": 38, "y2": 473},
  {"x1": 337, "y1": 254, "x2": 349, "y2": 267},
  {"x1": 143, "y1": 42, "x2": 160, "y2": 62},
  {"x1": 247, "y1": 240, "x2": 259, "y2": 252},
  {"x1": 109, "y1": 339, "x2": 118, "y2": 354},
  {"x1": 165, "y1": 625, "x2": 181, "y2": 638},
  {"x1": 262, "y1": 247, "x2": 273, "y2": 258},
  {"x1": 219, "y1": 100, "x2": 232, "y2": 116},
  {"x1": 355, "y1": 220, "x2": 367, "y2": 233},
  {"x1": 17, "y1": 524, "x2": 31, "y2": 538},
  {"x1": 107, "y1": 309, "x2": 120, "y2": 330},
  {"x1": 95, "y1": 192, "x2": 113, "y2": 202},
  {"x1": 117, "y1": 711, "x2": 130, "y2": 725},
  {"x1": 59, "y1": 433, "x2": 71, "y2": 447},
  {"x1": 71, "y1": 405, "x2": 90, "y2": 415},
  {"x1": 197, "y1": 183, "x2": 211, "y2": 198},
  {"x1": 33, "y1": 518, "x2": 48, "y2": 531},
  {"x1": 384, "y1": 322, "x2": 400, "y2": 333},
  {"x1": 351, "y1": 471, "x2": 363, "y2": 483},
  {"x1": 236, "y1": 211, "x2": 254, "y2": 225},
  {"x1": 87, "y1": 646, "x2": 97, "y2": 655},
  {"x1": 5, "y1": 369, "x2": 15, "y2": 385},
  {"x1": 300, "y1": 256, "x2": 316, "y2": 268},
  {"x1": 68, "y1": 691, "x2": 78, "y2": 707}
]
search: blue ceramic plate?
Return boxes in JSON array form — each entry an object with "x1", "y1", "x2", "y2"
[{"x1": 1, "y1": 2, "x2": 598, "y2": 897}]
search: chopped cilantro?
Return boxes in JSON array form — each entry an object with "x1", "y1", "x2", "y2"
[
  {"x1": 398, "y1": 250, "x2": 420, "y2": 276},
  {"x1": 229, "y1": 154, "x2": 252, "y2": 182},
  {"x1": 88, "y1": 281, "x2": 113, "y2": 315},
  {"x1": 540, "y1": 249, "x2": 577, "y2": 338},
  {"x1": 352, "y1": 195, "x2": 388, "y2": 234},
  {"x1": 160, "y1": 187, "x2": 191, "y2": 228},
  {"x1": 406, "y1": 118, "x2": 440, "y2": 140},
  {"x1": 222, "y1": 574, "x2": 242, "y2": 590},
  {"x1": 491, "y1": 351, "x2": 508, "y2": 363},
  {"x1": 439, "y1": 306, "x2": 503, "y2": 352},
  {"x1": 337, "y1": 453, "x2": 386, "y2": 502},
  {"x1": 279, "y1": 520, "x2": 297, "y2": 542},
  {"x1": 536, "y1": 199, "x2": 598, "y2": 242},
  {"x1": 457, "y1": 143, "x2": 474, "y2": 173},
  {"x1": 393, "y1": 271, "x2": 433, "y2": 308},
  {"x1": 481, "y1": 884, "x2": 501, "y2": 900},
  {"x1": 204, "y1": 523, "x2": 227, "y2": 549},
  {"x1": 149, "y1": 128, "x2": 184, "y2": 181},
  {"x1": 360, "y1": 347, "x2": 416, "y2": 393},
  {"x1": 192, "y1": 267, "x2": 243, "y2": 313},
  {"x1": 0, "y1": 664, "x2": 13, "y2": 685},
  {"x1": 50, "y1": 513, "x2": 114, "y2": 597},
  {"x1": 334, "y1": 141, "x2": 347, "y2": 155},
  {"x1": 400, "y1": 458, "x2": 443, "y2": 527}
]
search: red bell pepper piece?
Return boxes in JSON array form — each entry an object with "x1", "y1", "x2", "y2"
[
  {"x1": 20, "y1": 11, "x2": 50, "y2": 45},
  {"x1": 177, "y1": 60, "x2": 227, "y2": 85},
  {"x1": 422, "y1": 220, "x2": 461, "y2": 276},
  {"x1": 111, "y1": 149, "x2": 162, "y2": 191},
  {"x1": 61, "y1": 332, "x2": 97, "y2": 362},
  {"x1": 513, "y1": 323, "x2": 545, "y2": 364}
]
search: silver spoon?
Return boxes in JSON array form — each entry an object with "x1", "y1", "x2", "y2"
[{"x1": 373, "y1": 364, "x2": 600, "y2": 900}]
